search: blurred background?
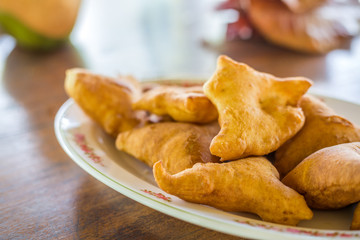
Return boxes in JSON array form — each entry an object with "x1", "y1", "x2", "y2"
[
  {"x1": 1, "y1": 0, "x2": 360, "y2": 102},
  {"x1": 69, "y1": 0, "x2": 222, "y2": 78}
]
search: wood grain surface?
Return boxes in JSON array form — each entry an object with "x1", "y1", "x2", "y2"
[
  {"x1": 0, "y1": 44, "x2": 242, "y2": 240},
  {"x1": 1, "y1": 1, "x2": 360, "y2": 239}
]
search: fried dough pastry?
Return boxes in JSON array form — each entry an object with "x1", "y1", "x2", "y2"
[
  {"x1": 351, "y1": 203, "x2": 360, "y2": 230},
  {"x1": 248, "y1": 0, "x2": 357, "y2": 53},
  {"x1": 274, "y1": 95, "x2": 360, "y2": 177},
  {"x1": 154, "y1": 157, "x2": 313, "y2": 225},
  {"x1": 65, "y1": 68, "x2": 142, "y2": 137},
  {"x1": 133, "y1": 85, "x2": 218, "y2": 123},
  {"x1": 203, "y1": 55, "x2": 311, "y2": 160},
  {"x1": 116, "y1": 122, "x2": 220, "y2": 174},
  {"x1": 282, "y1": 142, "x2": 360, "y2": 209}
]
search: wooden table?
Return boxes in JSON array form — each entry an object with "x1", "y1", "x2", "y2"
[{"x1": 1, "y1": 1, "x2": 360, "y2": 239}]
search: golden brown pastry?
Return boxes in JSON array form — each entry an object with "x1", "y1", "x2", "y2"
[
  {"x1": 248, "y1": 0, "x2": 356, "y2": 53},
  {"x1": 351, "y1": 203, "x2": 360, "y2": 230},
  {"x1": 274, "y1": 95, "x2": 360, "y2": 177},
  {"x1": 116, "y1": 122, "x2": 220, "y2": 174},
  {"x1": 64, "y1": 68, "x2": 143, "y2": 137},
  {"x1": 154, "y1": 157, "x2": 313, "y2": 225},
  {"x1": 115, "y1": 74, "x2": 143, "y2": 101},
  {"x1": 282, "y1": 142, "x2": 360, "y2": 209},
  {"x1": 133, "y1": 85, "x2": 218, "y2": 123},
  {"x1": 203, "y1": 55, "x2": 311, "y2": 160}
]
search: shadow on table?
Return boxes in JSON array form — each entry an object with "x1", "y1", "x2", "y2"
[
  {"x1": 1, "y1": 42, "x2": 84, "y2": 139},
  {"x1": 2, "y1": 42, "x2": 84, "y2": 106},
  {"x1": 73, "y1": 176, "x2": 240, "y2": 240}
]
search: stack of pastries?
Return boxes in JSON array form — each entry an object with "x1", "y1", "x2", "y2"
[{"x1": 64, "y1": 55, "x2": 360, "y2": 228}]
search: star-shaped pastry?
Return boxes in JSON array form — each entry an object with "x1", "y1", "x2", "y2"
[{"x1": 203, "y1": 55, "x2": 312, "y2": 160}]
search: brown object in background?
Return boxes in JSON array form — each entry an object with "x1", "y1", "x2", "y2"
[
  {"x1": 246, "y1": 0, "x2": 358, "y2": 53},
  {"x1": 281, "y1": 0, "x2": 327, "y2": 13},
  {"x1": 154, "y1": 157, "x2": 313, "y2": 226},
  {"x1": 282, "y1": 142, "x2": 360, "y2": 209},
  {"x1": 275, "y1": 95, "x2": 360, "y2": 177}
]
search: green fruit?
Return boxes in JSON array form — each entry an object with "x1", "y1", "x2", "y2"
[
  {"x1": 0, "y1": 11, "x2": 65, "y2": 51},
  {"x1": 0, "y1": 0, "x2": 81, "y2": 51}
]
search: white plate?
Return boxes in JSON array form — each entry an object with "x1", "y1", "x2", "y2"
[{"x1": 55, "y1": 89, "x2": 360, "y2": 240}]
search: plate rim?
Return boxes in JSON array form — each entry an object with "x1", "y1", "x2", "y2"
[{"x1": 54, "y1": 95, "x2": 360, "y2": 240}]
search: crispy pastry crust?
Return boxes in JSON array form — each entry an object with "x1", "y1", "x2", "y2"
[
  {"x1": 275, "y1": 95, "x2": 360, "y2": 177},
  {"x1": 203, "y1": 55, "x2": 311, "y2": 160},
  {"x1": 154, "y1": 157, "x2": 313, "y2": 225},
  {"x1": 65, "y1": 68, "x2": 143, "y2": 137},
  {"x1": 282, "y1": 142, "x2": 360, "y2": 209},
  {"x1": 116, "y1": 122, "x2": 220, "y2": 174},
  {"x1": 133, "y1": 85, "x2": 218, "y2": 123}
]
